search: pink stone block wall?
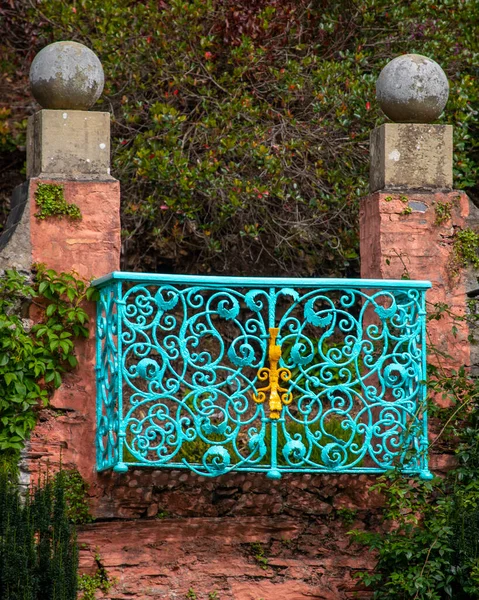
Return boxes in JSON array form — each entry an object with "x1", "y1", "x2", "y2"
[
  {"x1": 25, "y1": 179, "x2": 120, "y2": 490},
  {"x1": 29, "y1": 179, "x2": 121, "y2": 279},
  {"x1": 360, "y1": 190, "x2": 475, "y2": 373}
]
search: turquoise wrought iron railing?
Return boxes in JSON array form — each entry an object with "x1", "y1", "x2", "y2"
[{"x1": 93, "y1": 272, "x2": 432, "y2": 480}]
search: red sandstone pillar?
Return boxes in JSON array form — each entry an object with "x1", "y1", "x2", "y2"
[
  {"x1": 361, "y1": 61, "x2": 479, "y2": 374},
  {"x1": 0, "y1": 43, "x2": 121, "y2": 484}
]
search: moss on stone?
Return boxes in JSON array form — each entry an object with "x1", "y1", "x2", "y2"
[{"x1": 35, "y1": 183, "x2": 82, "y2": 221}]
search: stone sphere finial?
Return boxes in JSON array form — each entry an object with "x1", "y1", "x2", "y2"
[
  {"x1": 376, "y1": 54, "x2": 449, "y2": 123},
  {"x1": 29, "y1": 41, "x2": 104, "y2": 110}
]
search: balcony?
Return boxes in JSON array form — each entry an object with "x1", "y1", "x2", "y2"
[{"x1": 93, "y1": 273, "x2": 432, "y2": 480}]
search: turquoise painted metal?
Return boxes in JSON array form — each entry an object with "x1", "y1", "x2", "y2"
[{"x1": 93, "y1": 272, "x2": 432, "y2": 480}]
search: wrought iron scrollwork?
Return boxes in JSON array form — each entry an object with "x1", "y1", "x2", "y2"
[{"x1": 95, "y1": 273, "x2": 432, "y2": 480}]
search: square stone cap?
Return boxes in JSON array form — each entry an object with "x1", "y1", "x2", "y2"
[
  {"x1": 27, "y1": 109, "x2": 115, "y2": 180},
  {"x1": 370, "y1": 123, "x2": 453, "y2": 192}
]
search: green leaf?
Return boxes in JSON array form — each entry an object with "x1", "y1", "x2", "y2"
[
  {"x1": 46, "y1": 303, "x2": 57, "y2": 317},
  {"x1": 53, "y1": 371, "x2": 62, "y2": 389},
  {"x1": 14, "y1": 381, "x2": 26, "y2": 396},
  {"x1": 67, "y1": 355, "x2": 78, "y2": 368},
  {"x1": 59, "y1": 341, "x2": 71, "y2": 355},
  {"x1": 4, "y1": 372, "x2": 16, "y2": 386}
]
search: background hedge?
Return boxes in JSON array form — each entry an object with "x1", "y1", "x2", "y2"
[{"x1": 1, "y1": 0, "x2": 478, "y2": 277}]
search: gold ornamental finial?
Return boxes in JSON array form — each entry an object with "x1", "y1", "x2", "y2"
[{"x1": 253, "y1": 328, "x2": 293, "y2": 419}]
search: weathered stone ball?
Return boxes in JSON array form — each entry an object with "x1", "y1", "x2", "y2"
[
  {"x1": 376, "y1": 54, "x2": 449, "y2": 123},
  {"x1": 29, "y1": 41, "x2": 104, "y2": 110}
]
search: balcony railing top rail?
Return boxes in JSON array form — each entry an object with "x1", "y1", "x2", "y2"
[
  {"x1": 93, "y1": 272, "x2": 432, "y2": 480},
  {"x1": 93, "y1": 271, "x2": 432, "y2": 290}
]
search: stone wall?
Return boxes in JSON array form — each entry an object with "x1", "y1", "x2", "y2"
[
  {"x1": 78, "y1": 472, "x2": 382, "y2": 600},
  {"x1": 27, "y1": 427, "x2": 452, "y2": 599}
]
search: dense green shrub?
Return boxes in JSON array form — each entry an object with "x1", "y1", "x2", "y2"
[
  {"x1": 1, "y1": 0, "x2": 479, "y2": 276},
  {"x1": 0, "y1": 470, "x2": 78, "y2": 600},
  {"x1": 353, "y1": 399, "x2": 479, "y2": 599}
]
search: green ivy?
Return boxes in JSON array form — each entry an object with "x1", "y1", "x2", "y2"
[
  {"x1": 0, "y1": 265, "x2": 97, "y2": 463},
  {"x1": 34, "y1": 184, "x2": 82, "y2": 221}
]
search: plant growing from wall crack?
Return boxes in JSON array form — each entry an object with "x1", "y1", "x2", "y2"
[
  {"x1": 452, "y1": 228, "x2": 479, "y2": 270},
  {"x1": 78, "y1": 551, "x2": 116, "y2": 600},
  {"x1": 63, "y1": 469, "x2": 93, "y2": 525},
  {"x1": 250, "y1": 542, "x2": 269, "y2": 570},
  {"x1": 34, "y1": 183, "x2": 81, "y2": 221}
]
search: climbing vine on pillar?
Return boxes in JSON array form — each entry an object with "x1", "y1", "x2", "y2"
[{"x1": 0, "y1": 265, "x2": 97, "y2": 466}]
